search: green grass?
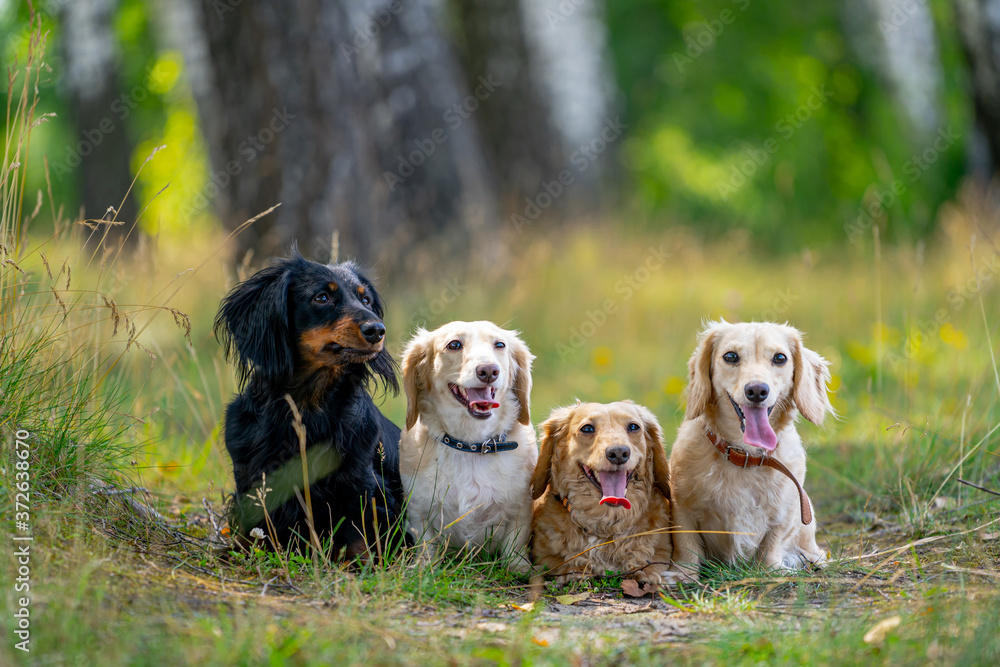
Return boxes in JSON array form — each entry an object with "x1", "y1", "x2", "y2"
[{"x1": 3, "y1": 16, "x2": 1000, "y2": 667}]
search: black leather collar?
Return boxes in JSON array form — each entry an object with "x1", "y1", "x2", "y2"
[{"x1": 439, "y1": 432, "x2": 518, "y2": 454}]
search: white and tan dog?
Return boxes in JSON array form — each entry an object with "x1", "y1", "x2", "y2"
[
  {"x1": 399, "y1": 321, "x2": 536, "y2": 570},
  {"x1": 668, "y1": 320, "x2": 834, "y2": 581}
]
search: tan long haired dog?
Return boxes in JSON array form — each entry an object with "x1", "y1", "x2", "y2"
[
  {"x1": 399, "y1": 321, "x2": 536, "y2": 570},
  {"x1": 531, "y1": 401, "x2": 673, "y2": 583},
  {"x1": 668, "y1": 321, "x2": 834, "y2": 581}
]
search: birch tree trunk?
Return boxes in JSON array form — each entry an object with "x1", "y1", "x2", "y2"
[{"x1": 58, "y1": 0, "x2": 139, "y2": 248}]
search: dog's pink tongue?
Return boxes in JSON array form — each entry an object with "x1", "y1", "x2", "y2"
[
  {"x1": 597, "y1": 470, "x2": 631, "y2": 509},
  {"x1": 742, "y1": 405, "x2": 778, "y2": 450},
  {"x1": 466, "y1": 387, "x2": 500, "y2": 410}
]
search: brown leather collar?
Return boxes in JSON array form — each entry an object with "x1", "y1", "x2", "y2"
[{"x1": 705, "y1": 429, "x2": 813, "y2": 525}]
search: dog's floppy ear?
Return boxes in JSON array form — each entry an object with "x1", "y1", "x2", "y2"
[
  {"x1": 402, "y1": 329, "x2": 434, "y2": 430},
  {"x1": 635, "y1": 404, "x2": 670, "y2": 500},
  {"x1": 215, "y1": 260, "x2": 294, "y2": 387},
  {"x1": 790, "y1": 330, "x2": 834, "y2": 425},
  {"x1": 509, "y1": 333, "x2": 535, "y2": 426},
  {"x1": 532, "y1": 406, "x2": 572, "y2": 500},
  {"x1": 685, "y1": 323, "x2": 721, "y2": 419}
]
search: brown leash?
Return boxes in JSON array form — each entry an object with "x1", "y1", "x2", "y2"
[{"x1": 705, "y1": 430, "x2": 813, "y2": 525}]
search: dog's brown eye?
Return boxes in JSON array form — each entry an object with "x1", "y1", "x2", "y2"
[
  {"x1": 773, "y1": 353, "x2": 787, "y2": 365},
  {"x1": 495, "y1": 341, "x2": 505, "y2": 349},
  {"x1": 313, "y1": 293, "x2": 329, "y2": 304},
  {"x1": 627, "y1": 423, "x2": 640, "y2": 432},
  {"x1": 361, "y1": 296, "x2": 371, "y2": 306},
  {"x1": 723, "y1": 351, "x2": 739, "y2": 364},
  {"x1": 447, "y1": 340, "x2": 462, "y2": 351},
  {"x1": 580, "y1": 424, "x2": 595, "y2": 434}
]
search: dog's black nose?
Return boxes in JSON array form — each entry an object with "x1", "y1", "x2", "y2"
[
  {"x1": 361, "y1": 321, "x2": 386, "y2": 344},
  {"x1": 476, "y1": 363, "x2": 500, "y2": 384},
  {"x1": 744, "y1": 382, "x2": 769, "y2": 403},
  {"x1": 605, "y1": 445, "x2": 630, "y2": 465}
]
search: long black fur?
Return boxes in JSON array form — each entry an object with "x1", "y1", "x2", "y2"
[{"x1": 215, "y1": 249, "x2": 405, "y2": 557}]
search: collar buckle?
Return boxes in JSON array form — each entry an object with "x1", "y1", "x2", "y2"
[
  {"x1": 440, "y1": 432, "x2": 516, "y2": 455},
  {"x1": 725, "y1": 444, "x2": 750, "y2": 468}
]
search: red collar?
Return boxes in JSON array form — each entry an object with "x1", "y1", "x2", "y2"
[{"x1": 705, "y1": 429, "x2": 813, "y2": 525}]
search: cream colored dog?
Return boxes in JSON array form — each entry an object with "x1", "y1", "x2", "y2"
[
  {"x1": 399, "y1": 321, "x2": 536, "y2": 570},
  {"x1": 669, "y1": 320, "x2": 834, "y2": 581}
]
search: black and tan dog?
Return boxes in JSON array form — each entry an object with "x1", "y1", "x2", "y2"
[{"x1": 215, "y1": 250, "x2": 405, "y2": 558}]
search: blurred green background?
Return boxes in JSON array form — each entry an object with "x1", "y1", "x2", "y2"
[{"x1": 0, "y1": 0, "x2": 980, "y2": 252}]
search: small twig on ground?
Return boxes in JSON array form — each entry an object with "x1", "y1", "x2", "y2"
[
  {"x1": 90, "y1": 485, "x2": 153, "y2": 497},
  {"x1": 202, "y1": 497, "x2": 227, "y2": 544},
  {"x1": 957, "y1": 478, "x2": 1000, "y2": 498},
  {"x1": 89, "y1": 479, "x2": 168, "y2": 523},
  {"x1": 942, "y1": 564, "x2": 1000, "y2": 578}
]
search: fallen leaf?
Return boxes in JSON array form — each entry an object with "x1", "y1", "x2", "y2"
[
  {"x1": 531, "y1": 637, "x2": 549, "y2": 647},
  {"x1": 622, "y1": 579, "x2": 656, "y2": 597},
  {"x1": 555, "y1": 592, "x2": 590, "y2": 605},
  {"x1": 511, "y1": 602, "x2": 535, "y2": 612},
  {"x1": 622, "y1": 579, "x2": 642, "y2": 597},
  {"x1": 979, "y1": 531, "x2": 1000, "y2": 541},
  {"x1": 863, "y1": 615, "x2": 901, "y2": 644}
]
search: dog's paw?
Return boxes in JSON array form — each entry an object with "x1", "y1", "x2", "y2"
[
  {"x1": 800, "y1": 549, "x2": 828, "y2": 569},
  {"x1": 663, "y1": 566, "x2": 699, "y2": 585},
  {"x1": 776, "y1": 549, "x2": 827, "y2": 571},
  {"x1": 633, "y1": 570, "x2": 664, "y2": 586},
  {"x1": 554, "y1": 570, "x2": 587, "y2": 584}
]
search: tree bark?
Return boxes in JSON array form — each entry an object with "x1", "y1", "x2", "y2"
[
  {"x1": 953, "y1": 0, "x2": 1000, "y2": 178},
  {"x1": 841, "y1": 0, "x2": 943, "y2": 142},
  {"x1": 450, "y1": 0, "x2": 564, "y2": 213},
  {"x1": 57, "y1": 0, "x2": 139, "y2": 249},
  {"x1": 181, "y1": 0, "x2": 498, "y2": 266}
]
